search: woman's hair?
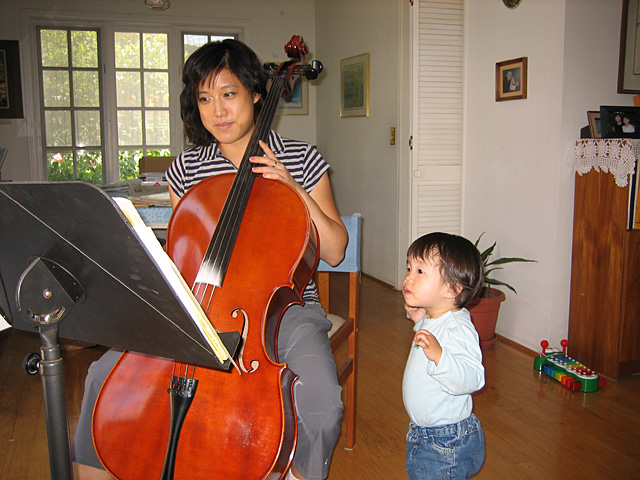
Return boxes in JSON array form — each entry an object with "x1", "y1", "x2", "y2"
[
  {"x1": 407, "y1": 232, "x2": 484, "y2": 308},
  {"x1": 180, "y1": 39, "x2": 268, "y2": 146}
]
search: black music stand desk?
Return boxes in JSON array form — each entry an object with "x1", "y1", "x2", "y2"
[{"x1": 0, "y1": 181, "x2": 241, "y2": 480}]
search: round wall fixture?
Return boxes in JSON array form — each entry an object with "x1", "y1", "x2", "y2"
[{"x1": 503, "y1": 0, "x2": 522, "y2": 8}]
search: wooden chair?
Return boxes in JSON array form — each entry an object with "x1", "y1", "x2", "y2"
[{"x1": 315, "y1": 213, "x2": 362, "y2": 450}]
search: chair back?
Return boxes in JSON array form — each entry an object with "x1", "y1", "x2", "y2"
[
  {"x1": 317, "y1": 213, "x2": 362, "y2": 273},
  {"x1": 314, "y1": 213, "x2": 361, "y2": 450}
]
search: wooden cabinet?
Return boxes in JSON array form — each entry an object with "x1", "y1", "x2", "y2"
[{"x1": 569, "y1": 160, "x2": 640, "y2": 379}]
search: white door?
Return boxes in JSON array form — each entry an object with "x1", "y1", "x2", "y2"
[{"x1": 410, "y1": 0, "x2": 464, "y2": 241}]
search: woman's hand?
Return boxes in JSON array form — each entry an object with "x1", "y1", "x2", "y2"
[{"x1": 250, "y1": 140, "x2": 297, "y2": 189}]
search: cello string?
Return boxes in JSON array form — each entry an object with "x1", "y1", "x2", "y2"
[
  {"x1": 194, "y1": 83, "x2": 275, "y2": 288},
  {"x1": 195, "y1": 74, "x2": 287, "y2": 308}
]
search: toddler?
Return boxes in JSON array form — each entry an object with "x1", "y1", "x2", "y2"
[{"x1": 402, "y1": 232, "x2": 486, "y2": 480}]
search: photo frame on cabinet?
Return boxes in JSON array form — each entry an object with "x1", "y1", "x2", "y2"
[
  {"x1": 340, "y1": 53, "x2": 369, "y2": 117},
  {"x1": 588, "y1": 111, "x2": 602, "y2": 139},
  {"x1": 495, "y1": 57, "x2": 527, "y2": 102},
  {"x1": 618, "y1": 0, "x2": 640, "y2": 93},
  {"x1": 599, "y1": 105, "x2": 640, "y2": 139},
  {"x1": 0, "y1": 40, "x2": 24, "y2": 119}
]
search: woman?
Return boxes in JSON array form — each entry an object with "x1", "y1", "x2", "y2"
[
  {"x1": 166, "y1": 38, "x2": 347, "y2": 480},
  {"x1": 72, "y1": 39, "x2": 347, "y2": 480}
]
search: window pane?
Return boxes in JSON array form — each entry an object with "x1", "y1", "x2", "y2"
[
  {"x1": 118, "y1": 110, "x2": 142, "y2": 145},
  {"x1": 45, "y1": 111, "x2": 72, "y2": 147},
  {"x1": 47, "y1": 151, "x2": 75, "y2": 181},
  {"x1": 41, "y1": 30, "x2": 68, "y2": 68},
  {"x1": 116, "y1": 72, "x2": 141, "y2": 107},
  {"x1": 119, "y1": 150, "x2": 142, "y2": 181},
  {"x1": 143, "y1": 33, "x2": 168, "y2": 69},
  {"x1": 43, "y1": 71, "x2": 70, "y2": 107},
  {"x1": 73, "y1": 71, "x2": 100, "y2": 107},
  {"x1": 145, "y1": 148, "x2": 172, "y2": 157},
  {"x1": 115, "y1": 32, "x2": 140, "y2": 69},
  {"x1": 184, "y1": 34, "x2": 209, "y2": 62},
  {"x1": 75, "y1": 110, "x2": 102, "y2": 147},
  {"x1": 145, "y1": 110, "x2": 170, "y2": 145},
  {"x1": 77, "y1": 150, "x2": 103, "y2": 183},
  {"x1": 210, "y1": 35, "x2": 233, "y2": 42},
  {"x1": 144, "y1": 72, "x2": 168, "y2": 107},
  {"x1": 71, "y1": 30, "x2": 98, "y2": 68}
]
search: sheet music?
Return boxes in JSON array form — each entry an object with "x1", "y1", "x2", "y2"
[
  {"x1": 113, "y1": 197, "x2": 236, "y2": 369},
  {"x1": 0, "y1": 313, "x2": 10, "y2": 332}
]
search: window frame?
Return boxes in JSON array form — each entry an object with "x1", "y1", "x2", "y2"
[{"x1": 21, "y1": 9, "x2": 246, "y2": 183}]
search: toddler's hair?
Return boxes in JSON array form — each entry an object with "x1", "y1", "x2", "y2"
[{"x1": 407, "y1": 232, "x2": 484, "y2": 308}]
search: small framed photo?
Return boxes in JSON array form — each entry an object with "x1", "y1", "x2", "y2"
[
  {"x1": 340, "y1": 53, "x2": 369, "y2": 117},
  {"x1": 0, "y1": 40, "x2": 24, "y2": 119},
  {"x1": 599, "y1": 106, "x2": 640, "y2": 139},
  {"x1": 495, "y1": 57, "x2": 527, "y2": 102},
  {"x1": 587, "y1": 111, "x2": 602, "y2": 139}
]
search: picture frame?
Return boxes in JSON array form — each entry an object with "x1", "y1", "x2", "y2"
[
  {"x1": 587, "y1": 111, "x2": 602, "y2": 139},
  {"x1": 275, "y1": 77, "x2": 308, "y2": 116},
  {"x1": 495, "y1": 57, "x2": 527, "y2": 102},
  {"x1": 618, "y1": 0, "x2": 640, "y2": 93},
  {"x1": 0, "y1": 146, "x2": 7, "y2": 181},
  {"x1": 599, "y1": 105, "x2": 640, "y2": 139},
  {"x1": 340, "y1": 53, "x2": 369, "y2": 117},
  {"x1": 0, "y1": 40, "x2": 24, "y2": 119}
]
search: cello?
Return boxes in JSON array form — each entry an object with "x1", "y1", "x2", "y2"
[{"x1": 92, "y1": 36, "x2": 323, "y2": 480}]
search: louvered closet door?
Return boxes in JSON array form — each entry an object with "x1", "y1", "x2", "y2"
[{"x1": 411, "y1": 0, "x2": 464, "y2": 239}]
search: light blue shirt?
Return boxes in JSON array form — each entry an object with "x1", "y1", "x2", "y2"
[{"x1": 402, "y1": 309, "x2": 485, "y2": 427}]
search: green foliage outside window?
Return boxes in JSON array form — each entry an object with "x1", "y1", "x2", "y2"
[{"x1": 48, "y1": 148, "x2": 170, "y2": 184}]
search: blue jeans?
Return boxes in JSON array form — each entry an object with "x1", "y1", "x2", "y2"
[{"x1": 405, "y1": 414, "x2": 485, "y2": 480}]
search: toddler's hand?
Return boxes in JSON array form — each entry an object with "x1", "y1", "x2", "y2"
[
  {"x1": 413, "y1": 329, "x2": 442, "y2": 364},
  {"x1": 404, "y1": 304, "x2": 427, "y2": 323}
]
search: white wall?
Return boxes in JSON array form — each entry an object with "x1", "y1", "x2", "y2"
[
  {"x1": 314, "y1": 0, "x2": 409, "y2": 286},
  {"x1": 464, "y1": 0, "x2": 633, "y2": 351}
]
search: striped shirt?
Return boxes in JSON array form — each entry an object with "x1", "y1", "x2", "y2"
[{"x1": 166, "y1": 130, "x2": 329, "y2": 302}]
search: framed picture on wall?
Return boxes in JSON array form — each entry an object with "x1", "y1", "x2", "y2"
[
  {"x1": 340, "y1": 53, "x2": 369, "y2": 117},
  {"x1": 0, "y1": 40, "x2": 24, "y2": 119},
  {"x1": 275, "y1": 77, "x2": 309, "y2": 116},
  {"x1": 600, "y1": 105, "x2": 640, "y2": 138},
  {"x1": 618, "y1": 0, "x2": 640, "y2": 93},
  {"x1": 495, "y1": 57, "x2": 527, "y2": 102}
]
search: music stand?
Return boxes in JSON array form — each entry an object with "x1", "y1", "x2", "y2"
[{"x1": 0, "y1": 181, "x2": 241, "y2": 480}]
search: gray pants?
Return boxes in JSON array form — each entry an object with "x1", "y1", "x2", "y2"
[{"x1": 72, "y1": 302, "x2": 343, "y2": 480}]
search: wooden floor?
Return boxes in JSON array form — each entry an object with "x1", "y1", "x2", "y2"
[{"x1": 1, "y1": 274, "x2": 639, "y2": 479}]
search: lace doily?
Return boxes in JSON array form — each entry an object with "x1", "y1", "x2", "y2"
[{"x1": 573, "y1": 139, "x2": 638, "y2": 187}]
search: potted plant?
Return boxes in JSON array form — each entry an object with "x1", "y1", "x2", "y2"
[{"x1": 468, "y1": 233, "x2": 536, "y2": 350}]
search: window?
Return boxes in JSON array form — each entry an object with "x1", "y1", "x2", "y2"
[
  {"x1": 39, "y1": 28, "x2": 104, "y2": 183},
  {"x1": 34, "y1": 21, "x2": 238, "y2": 185},
  {"x1": 114, "y1": 31, "x2": 171, "y2": 181}
]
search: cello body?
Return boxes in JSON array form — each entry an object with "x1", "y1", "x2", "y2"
[{"x1": 92, "y1": 173, "x2": 318, "y2": 480}]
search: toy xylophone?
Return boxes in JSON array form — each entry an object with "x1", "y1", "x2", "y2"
[{"x1": 533, "y1": 340, "x2": 605, "y2": 393}]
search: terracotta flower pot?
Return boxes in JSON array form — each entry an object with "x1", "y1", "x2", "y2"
[{"x1": 467, "y1": 287, "x2": 506, "y2": 351}]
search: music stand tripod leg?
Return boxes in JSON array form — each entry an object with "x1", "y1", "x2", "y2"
[
  {"x1": 38, "y1": 324, "x2": 74, "y2": 480},
  {"x1": 18, "y1": 257, "x2": 85, "y2": 480}
]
